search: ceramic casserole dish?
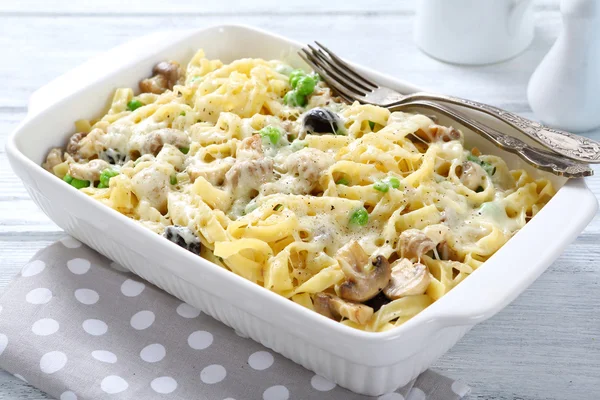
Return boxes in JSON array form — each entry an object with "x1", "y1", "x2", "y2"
[{"x1": 6, "y1": 25, "x2": 598, "y2": 396}]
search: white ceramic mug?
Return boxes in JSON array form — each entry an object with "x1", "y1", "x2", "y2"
[{"x1": 414, "y1": 0, "x2": 535, "y2": 65}]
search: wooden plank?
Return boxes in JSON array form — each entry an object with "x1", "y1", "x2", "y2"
[
  {"x1": 0, "y1": 0, "x2": 561, "y2": 14},
  {"x1": 0, "y1": 11, "x2": 564, "y2": 108},
  {"x1": 0, "y1": 372, "x2": 51, "y2": 400}
]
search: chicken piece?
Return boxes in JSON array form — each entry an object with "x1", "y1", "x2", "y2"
[
  {"x1": 336, "y1": 241, "x2": 391, "y2": 302},
  {"x1": 131, "y1": 167, "x2": 170, "y2": 213},
  {"x1": 139, "y1": 61, "x2": 183, "y2": 94},
  {"x1": 235, "y1": 135, "x2": 263, "y2": 161},
  {"x1": 383, "y1": 258, "x2": 431, "y2": 300},
  {"x1": 225, "y1": 135, "x2": 274, "y2": 197},
  {"x1": 140, "y1": 128, "x2": 190, "y2": 156},
  {"x1": 43, "y1": 148, "x2": 63, "y2": 172},
  {"x1": 284, "y1": 147, "x2": 334, "y2": 192},
  {"x1": 459, "y1": 161, "x2": 487, "y2": 191},
  {"x1": 313, "y1": 293, "x2": 374, "y2": 325},
  {"x1": 225, "y1": 158, "x2": 274, "y2": 198},
  {"x1": 69, "y1": 159, "x2": 111, "y2": 182}
]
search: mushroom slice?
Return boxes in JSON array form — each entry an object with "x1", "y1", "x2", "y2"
[
  {"x1": 139, "y1": 61, "x2": 183, "y2": 94},
  {"x1": 313, "y1": 293, "x2": 374, "y2": 325},
  {"x1": 383, "y1": 259, "x2": 431, "y2": 300},
  {"x1": 336, "y1": 241, "x2": 391, "y2": 302},
  {"x1": 398, "y1": 229, "x2": 436, "y2": 261}
]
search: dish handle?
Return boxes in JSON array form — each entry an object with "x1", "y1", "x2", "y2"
[
  {"x1": 422, "y1": 179, "x2": 598, "y2": 330},
  {"x1": 27, "y1": 29, "x2": 194, "y2": 116}
]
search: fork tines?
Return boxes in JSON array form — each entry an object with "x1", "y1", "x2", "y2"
[{"x1": 299, "y1": 42, "x2": 378, "y2": 103}]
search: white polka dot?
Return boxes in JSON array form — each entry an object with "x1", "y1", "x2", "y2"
[
  {"x1": 378, "y1": 393, "x2": 405, "y2": 400},
  {"x1": 82, "y1": 319, "x2": 108, "y2": 336},
  {"x1": 451, "y1": 380, "x2": 470, "y2": 397},
  {"x1": 310, "y1": 374, "x2": 336, "y2": 391},
  {"x1": 32, "y1": 318, "x2": 59, "y2": 336},
  {"x1": 67, "y1": 258, "x2": 91, "y2": 275},
  {"x1": 92, "y1": 350, "x2": 117, "y2": 364},
  {"x1": 14, "y1": 374, "x2": 27, "y2": 383},
  {"x1": 200, "y1": 364, "x2": 226, "y2": 384},
  {"x1": 176, "y1": 302, "x2": 201, "y2": 318},
  {"x1": 60, "y1": 390, "x2": 77, "y2": 400},
  {"x1": 151, "y1": 376, "x2": 178, "y2": 394},
  {"x1": 74, "y1": 289, "x2": 99, "y2": 305},
  {"x1": 140, "y1": 343, "x2": 165, "y2": 363},
  {"x1": 101, "y1": 375, "x2": 129, "y2": 394},
  {"x1": 248, "y1": 351, "x2": 274, "y2": 370},
  {"x1": 110, "y1": 261, "x2": 129, "y2": 273},
  {"x1": 121, "y1": 279, "x2": 145, "y2": 297},
  {"x1": 407, "y1": 387, "x2": 426, "y2": 400},
  {"x1": 26, "y1": 288, "x2": 52, "y2": 305},
  {"x1": 263, "y1": 385, "x2": 289, "y2": 400},
  {"x1": 60, "y1": 236, "x2": 81, "y2": 249},
  {"x1": 21, "y1": 260, "x2": 46, "y2": 277},
  {"x1": 130, "y1": 310, "x2": 155, "y2": 330},
  {"x1": 0, "y1": 334, "x2": 7, "y2": 356},
  {"x1": 40, "y1": 351, "x2": 67, "y2": 374},
  {"x1": 188, "y1": 330, "x2": 213, "y2": 350}
]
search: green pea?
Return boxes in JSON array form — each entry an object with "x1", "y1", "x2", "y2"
[
  {"x1": 295, "y1": 76, "x2": 316, "y2": 96},
  {"x1": 99, "y1": 169, "x2": 120, "y2": 188},
  {"x1": 170, "y1": 175, "x2": 178, "y2": 185},
  {"x1": 386, "y1": 177, "x2": 401, "y2": 189},
  {"x1": 127, "y1": 99, "x2": 143, "y2": 111},
  {"x1": 71, "y1": 177, "x2": 90, "y2": 189},
  {"x1": 283, "y1": 90, "x2": 307, "y2": 107},
  {"x1": 482, "y1": 162, "x2": 496, "y2": 176},
  {"x1": 180, "y1": 111, "x2": 186, "y2": 116},
  {"x1": 373, "y1": 181, "x2": 389, "y2": 193},
  {"x1": 258, "y1": 126, "x2": 282, "y2": 145},
  {"x1": 63, "y1": 174, "x2": 73, "y2": 184},
  {"x1": 467, "y1": 153, "x2": 495, "y2": 176},
  {"x1": 368, "y1": 121, "x2": 376, "y2": 130},
  {"x1": 336, "y1": 177, "x2": 349, "y2": 185},
  {"x1": 349, "y1": 207, "x2": 369, "y2": 226},
  {"x1": 289, "y1": 69, "x2": 306, "y2": 88},
  {"x1": 179, "y1": 147, "x2": 190, "y2": 154},
  {"x1": 467, "y1": 154, "x2": 481, "y2": 163}
]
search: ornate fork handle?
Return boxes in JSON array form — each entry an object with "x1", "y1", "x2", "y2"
[
  {"x1": 393, "y1": 100, "x2": 594, "y2": 178},
  {"x1": 405, "y1": 92, "x2": 600, "y2": 164}
]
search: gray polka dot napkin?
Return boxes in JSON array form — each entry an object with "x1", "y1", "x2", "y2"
[{"x1": 0, "y1": 237, "x2": 471, "y2": 400}]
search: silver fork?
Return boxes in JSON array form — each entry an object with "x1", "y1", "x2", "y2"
[
  {"x1": 393, "y1": 100, "x2": 593, "y2": 178},
  {"x1": 299, "y1": 42, "x2": 600, "y2": 165}
]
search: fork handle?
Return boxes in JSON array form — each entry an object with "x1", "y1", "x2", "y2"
[
  {"x1": 394, "y1": 100, "x2": 593, "y2": 178},
  {"x1": 408, "y1": 92, "x2": 600, "y2": 164}
]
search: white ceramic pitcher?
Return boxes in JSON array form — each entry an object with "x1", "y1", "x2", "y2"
[
  {"x1": 414, "y1": 0, "x2": 534, "y2": 64},
  {"x1": 528, "y1": 0, "x2": 600, "y2": 132}
]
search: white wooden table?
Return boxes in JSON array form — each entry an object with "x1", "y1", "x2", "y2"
[{"x1": 1, "y1": 1, "x2": 599, "y2": 399}]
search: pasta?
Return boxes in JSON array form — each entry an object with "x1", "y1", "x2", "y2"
[{"x1": 43, "y1": 50, "x2": 556, "y2": 332}]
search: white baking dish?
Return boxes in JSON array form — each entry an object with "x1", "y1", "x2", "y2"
[{"x1": 6, "y1": 25, "x2": 598, "y2": 396}]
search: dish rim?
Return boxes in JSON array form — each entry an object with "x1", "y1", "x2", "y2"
[{"x1": 6, "y1": 23, "x2": 598, "y2": 345}]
